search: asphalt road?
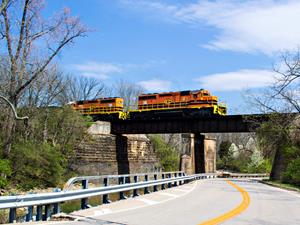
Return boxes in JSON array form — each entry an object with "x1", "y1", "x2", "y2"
[{"x1": 44, "y1": 179, "x2": 300, "y2": 225}]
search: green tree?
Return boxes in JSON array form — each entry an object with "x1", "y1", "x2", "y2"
[
  {"x1": 0, "y1": 106, "x2": 90, "y2": 190},
  {"x1": 284, "y1": 158, "x2": 300, "y2": 186},
  {"x1": 10, "y1": 142, "x2": 64, "y2": 190},
  {"x1": 219, "y1": 141, "x2": 232, "y2": 159},
  {"x1": 149, "y1": 135, "x2": 180, "y2": 172},
  {"x1": 0, "y1": 158, "x2": 11, "y2": 188}
]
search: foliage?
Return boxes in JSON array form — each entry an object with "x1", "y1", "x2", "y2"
[
  {"x1": 149, "y1": 135, "x2": 180, "y2": 172},
  {"x1": 217, "y1": 141, "x2": 235, "y2": 171},
  {"x1": 0, "y1": 158, "x2": 11, "y2": 188},
  {"x1": 247, "y1": 158, "x2": 272, "y2": 173},
  {"x1": 0, "y1": 106, "x2": 90, "y2": 190},
  {"x1": 280, "y1": 144, "x2": 300, "y2": 181},
  {"x1": 255, "y1": 118, "x2": 300, "y2": 184},
  {"x1": 10, "y1": 142, "x2": 64, "y2": 190},
  {"x1": 219, "y1": 141, "x2": 232, "y2": 159},
  {"x1": 217, "y1": 139, "x2": 271, "y2": 173},
  {"x1": 283, "y1": 157, "x2": 300, "y2": 186}
]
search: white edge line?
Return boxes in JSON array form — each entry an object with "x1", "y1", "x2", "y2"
[
  {"x1": 262, "y1": 183, "x2": 300, "y2": 198},
  {"x1": 71, "y1": 180, "x2": 200, "y2": 221}
]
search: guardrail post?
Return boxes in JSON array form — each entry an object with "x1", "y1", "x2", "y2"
[
  {"x1": 174, "y1": 173, "x2": 178, "y2": 187},
  {"x1": 103, "y1": 177, "x2": 111, "y2": 204},
  {"x1": 183, "y1": 173, "x2": 187, "y2": 184},
  {"x1": 43, "y1": 204, "x2": 51, "y2": 221},
  {"x1": 168, "y1": 173, "x2": 172, "y2": 188},
  {"x1": 81, "y1": 179, "x2": 89, "y2": 209},
  {"x1": 178, "y1": 172, "x2": 182, "y2": 185},
  {"x1": 36, "y1": 205, "x2": 43, "y2": 221},
  {"x1": 144, "y1": 175, "x2": 150, "y2": 194},
  {"x1": 52, "y1": 188, "x2": 61, "y2": 215},
  {"x1": 119, "y1": 176, "x2": 127, "y2": 200},
  {"x1": 153, "y1": 174, "x2": 158, "y2": 192},
  {"x1": 53, "y1": 203, "x2": 60, "y2": 214},
  {"x1": 133, "y1": 175, "x2": 139, "y2": 197},
  {"x1": 25, "y1": 206, "x2": 33, "y2": 222},
  {"x1": 9, "y1": 208, "x2": 16, "y2": 223},
  {"x1": 161, "y1": 174, "x2": 165, "y2": 190}
]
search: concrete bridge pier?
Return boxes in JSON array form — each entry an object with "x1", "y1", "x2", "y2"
[
  {"x1": 194, "y1": 134, "x2": 216, "y2": 174},
  {"x1": 116, "y1": 134, "x2": 130, "y2": 175},
  {"x1": 181, "y1": 134, "x2": 216, "y2": 174}
]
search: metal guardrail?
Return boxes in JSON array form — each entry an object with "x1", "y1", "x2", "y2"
[
  {"x1": 63, "y1": 171, "x2": 184, "y2": 191},
  {"x1": 0, "y1": 172, "x2": 217, "y2": 223},
  {"x1": 220, "y1": 172, "x2": 269, "y2": 178}
]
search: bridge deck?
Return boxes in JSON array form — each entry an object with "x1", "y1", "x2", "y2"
[{"x1": 111, "y1": 114, "x2": 267, "y2": 134}]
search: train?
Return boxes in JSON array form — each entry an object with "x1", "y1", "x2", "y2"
[{"x1": 70, "y1": 89, "x2": 227, "y2": 120}]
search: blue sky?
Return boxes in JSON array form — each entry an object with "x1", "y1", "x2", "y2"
[{"x1": 45, "y1": 0, "x2": 300, "y2": 114}]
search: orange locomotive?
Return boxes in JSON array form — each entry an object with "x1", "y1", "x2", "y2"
[
  {"x1": 70, "y1": 97, "x2": 126, "y2": 120},
  {"x1": 129, "y1": 89, "x2": 226, "y2": 119}
]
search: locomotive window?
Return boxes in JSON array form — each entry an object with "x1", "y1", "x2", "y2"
[
  {"x1": 180, "y1": 91, "x2": 190, "y2": 95},
  {"x1": 88, "y1": 100, "x2": 98, "y2": 103},
  {"x1": 101, "y1": 99, "x2": 115, "y2": 103},
  {"x1": 77, "y1": 101, "x2": 84, "y2": 105},
  {"x1": 159, "y1": 93, "x2": 172, "y2": 97},
  {"x1": 139, "y1": 95, "x2": 156, "y2": 100}
]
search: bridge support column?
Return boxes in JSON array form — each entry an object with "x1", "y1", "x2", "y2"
[
  {"x1": 116, "y1": 135, "x2": 130, "y2": 175},
  {"x1": 193, "y1": 134, "x2": 216, "y2": 173}
]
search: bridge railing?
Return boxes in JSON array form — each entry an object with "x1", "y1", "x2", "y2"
[{"x1": 0, "y1": 172, "x2": 217, "y2": 223}]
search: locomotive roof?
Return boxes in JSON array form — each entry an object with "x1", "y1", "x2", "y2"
[
  {"x1": 140, "y1": 89, "x2": 205, "y2": 96},
  {"x1": 76, "y1": 97, "x2": 122, "y2": 102}
]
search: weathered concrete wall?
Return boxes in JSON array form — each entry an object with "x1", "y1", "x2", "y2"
[
  {"x1": 87, "y1": 121, "x2": 111, "y2": 134},
  {"x1": 180, "y1": 154, "x2": 193, "y2": 175},
  {"x1": 180, "y1": 134, "x2": 217, "y2": 174},
  {"x1": 73, "y1": 129, "x2": 158, "y2": 175},
  {"x1": 73, "y1": 134, "x2": 119, "y2": 175},
  {"x1": 204, "y1": 136, "x2": 217, "y2": 173},
  {"x1": 125, "y1": 135, "x2": 158, "y2": 173}
]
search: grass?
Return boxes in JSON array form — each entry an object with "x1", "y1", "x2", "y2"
[{"x1": 261, "y1": 180, "x2": 300, "y2": 192}]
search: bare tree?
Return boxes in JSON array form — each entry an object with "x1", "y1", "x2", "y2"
[
  {"x1": 0, "y1": 0, "x2": 87, "y2": 157},
  {"x1": 0, "y1": 0, "x2": 8, "y2": 16},
  {"x1": 63, "y1": 76, "x2": 106, "y2": 103},
  {"x1": 248, "y1": 51, "x2": 300, "y2": 114},
  {"x1": 19, "y1": 65, "x2": 66, "y2": 107},
  {"x1": 247, "y1": 50, "x2": 300, "y2": 180},
  {"x1": 69, "y1": 77, "x2": 105, "y2": 100},
  {"x1": 113, "y1": 79, "x2": 144, "y2": 110}
]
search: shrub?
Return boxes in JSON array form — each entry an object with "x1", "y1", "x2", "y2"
[
  {"x1": 10, "y1": 142, "x2": 65, "y2": 190},
  {"x1": 283, "y1": 157, "x2": 300, "y2": 186},
  {"x1": 219, "y1": 141, "x2": 232, "y2": 159},
  {"x1": 149, "y1": 135, "x2": 180, "y2": 172},
  {"x1": 0, "y1": 159, "x2": 11, "y2": 188}
]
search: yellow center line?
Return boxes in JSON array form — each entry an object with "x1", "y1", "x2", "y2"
[{"x1": 198, "y1": 180, "x2": 250, "y2": 225}]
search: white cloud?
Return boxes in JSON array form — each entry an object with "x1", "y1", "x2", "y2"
[
  {"x1": 73, "y1": 62, "x2": 123, "y2": 80},
  {"x1": 121, "y1": 0, "x2": 300, "y2": 54},
  {"x1": 138, "y1": 79, "x2": 172, "y2": 92},
  {"x1": 195, "y1": 69, "x2": 276, "y2": 91},
  {"x1": 71, "y1": 60, "x2": 166, "y2": 79}
]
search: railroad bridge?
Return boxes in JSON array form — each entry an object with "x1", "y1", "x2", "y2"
[{"x1": 85, "y1": 114, "x2": 269, "y2": 175}]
